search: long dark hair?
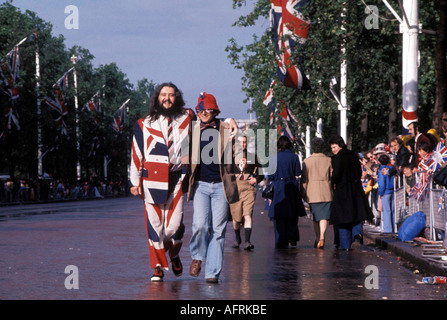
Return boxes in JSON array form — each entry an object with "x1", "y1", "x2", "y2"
[{"x1": 147, "y1": 82, "x2": 185, "y2": 121}]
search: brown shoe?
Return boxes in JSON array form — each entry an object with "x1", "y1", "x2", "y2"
[
  {"x1": 189, "y1": 260, "x2": 201, "y2": 277},
  {"x1": 206, "y1": 277, "x2": 218, "y2": 284}
]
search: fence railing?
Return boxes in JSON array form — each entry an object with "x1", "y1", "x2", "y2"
[{"x1": 389, "y1": 174, "x2": 446, "y2": 242}]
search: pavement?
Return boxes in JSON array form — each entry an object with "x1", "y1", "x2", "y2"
[
  {"x1": 362, "y1": 224, "x2": 447, "y2": 277},
  {"x1": 3, "y1": 193, "x2": 447, "y2": 301},
  {"x1": 3, "y1": 194, "x2": 447, "y2": 279}
]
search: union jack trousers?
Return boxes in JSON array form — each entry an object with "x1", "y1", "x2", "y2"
[{"x1": 130, "y1": 109, "x2": 193, "y2": 270}]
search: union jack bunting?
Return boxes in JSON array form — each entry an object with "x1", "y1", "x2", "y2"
[
  {"x1": 271, "y1": 0, "x2": 311, "y2": 89},
  {"x1": 112, "y1": 101, "x2": 127, "y2": 133},
  {"x1": 43, "y1": 96, "x2": 68, "y2": 136},
  {"x1": 263, "y1": 80, "x2": 276, "y2": 126},
  {"x1": 83, "y1": 91, "x2": 101, "y2": 113},
  {"x1": 53, "y1": 68, "x2": 73, "y2": 90},
  {"x1": 0, "y1": 46, "x2": 21, "y2": 140},
  {"x1": 42, "y1": 68, "x2": 74, "y2": 136},
  {"x1": 0, "y1": 47, "x2": 20, "y2": 100},
  {"x1": 263, "y1": 80, "x2": 300, "y2": 140},
  {"x1": 410, "y1": 142, "x2": 447, "y2": 202}
]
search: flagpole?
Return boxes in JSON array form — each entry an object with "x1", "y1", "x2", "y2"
[
  {"x1": 36, "y1": 50, "x2": 43, "y2": 178},
  {"x1": 71, "y1": 55, "x2": 81, "y2": 181},
  {"x1": 340, "y1": 2, "x2": 348, "y2": 144},
  {"x1": 401, "y1": 0, "x2": 419, "y2": 134}
]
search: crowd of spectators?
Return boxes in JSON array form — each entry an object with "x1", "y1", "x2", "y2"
[
  {"x1": 1, "y1": 176, "x2": 130, "y2": 204},
  {"x1": 358, "y1": 119, "x2": 447, "y2": 233}
]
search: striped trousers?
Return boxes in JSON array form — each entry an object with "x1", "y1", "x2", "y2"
[{"x1": 143, "y1": 174, "x2": 184, "y2": 270}]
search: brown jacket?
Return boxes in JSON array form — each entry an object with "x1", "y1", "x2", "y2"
[
  {"x1": 301, "y1": 153, "x2": 333, "y2": 203},
  {"x1": 187, "y1": 120, "x2": 239, "y2": 203}
]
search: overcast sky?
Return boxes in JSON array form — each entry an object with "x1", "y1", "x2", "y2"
[{"x1": 6, "y1": 0, "x2": 268, "y2": 119}]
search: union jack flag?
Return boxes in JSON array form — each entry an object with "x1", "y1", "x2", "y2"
[
  {"x1": 130, "y1": 110, "x2": 193, "y2": 204},
  {"x1": 410, "y1": 141, "x2": 447, "y2": 202},
  {"x1": 112, "y1": 100, "x2": 128, "y2": 133},
  {"x1": 43, "y1": 96, "x2": 68, "y2": 136},
  {"x1": 263, "y1": 80, "x2": 276, "y2": 126},
  {"x1": 263, "y1": 80, "x2": 300, "y2": 140},
  {"x1": 0, "y1": 47, "x2": 20, "y2": 100},
  {"x1": 271, "y1": 0, "x2": 311, "y2": 90},
  {"x1": 0, "y1": 47, "x2": 21, "y2": 140},
  {"x1": 42, "y1": 68, "x2": 74, "y2": 136},
  {"x1": 83, "y1": 91, "x2": 101, "y2": 113}
]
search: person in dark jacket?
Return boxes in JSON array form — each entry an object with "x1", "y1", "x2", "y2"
[
  {"x1": 267, "y1": 136, "x2": 306, "y2": 248},
  {"x1": 329, "y1": 136, "x2": 373, "y2": 250}
]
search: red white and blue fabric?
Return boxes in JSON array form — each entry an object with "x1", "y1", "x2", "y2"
[
  {"x1": 0, "y1": 47, "x2": 21, "y2": 139},
  {"x1": 130, "y1": 109, "x2": 193, "y2": 204},
  {"x1": 112, "y1": 103, "x2": 126, "y2": 133},
  {"x1": 0, "y1": 47, "x2": 20, "y2": 100},
  {"x1": 130, "y1": 109, "x2": 193, "y2": 270},
  {"x1": 263, "y1": 80, "x2": 300, "y2": 140},
  {"x1": 43, "y1": 95, "x2": 69, "y2": 136},
  {"x1": 263, "y1": 80, "x2": 276, "y2": 126},
  {"x1": 410, "y1": 142, "x2": 447, "y2": 202},
  {"x1": 42, "y1": 68, "x2": 73, "y2": 136},
  {"x1": 83, "y1": 91, "x2": 101, "y2": 113},
  {"x1": 271, "y1": 0, "x2": 311, "y2": 90}
]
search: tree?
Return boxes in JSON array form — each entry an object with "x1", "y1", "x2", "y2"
[
  {"x1": 0, "y1": 3, "x2": 158, "y2": 183},
  {"x1": 227, "y1": 0, "x2": 444, "y2": 152}
]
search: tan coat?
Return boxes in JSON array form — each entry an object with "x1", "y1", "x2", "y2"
[{"x1": 301, "y1": 153, "x2": 333, "y2": 203}]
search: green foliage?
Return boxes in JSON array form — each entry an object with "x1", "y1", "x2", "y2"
[
  {"x1": 227, "y1": 0, "x2": 441, "y2": 153},
  {"x1": 0, "y1": 3, "x2": 157, "y2": 181}
]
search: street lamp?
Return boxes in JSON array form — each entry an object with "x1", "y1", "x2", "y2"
[{"x1": 71, "y1": 55, "x2": 81, "y2": 181}]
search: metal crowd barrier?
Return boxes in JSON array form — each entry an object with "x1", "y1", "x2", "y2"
[{"x1": 393, "y1": 174, "x2": 447, "y2": 242}]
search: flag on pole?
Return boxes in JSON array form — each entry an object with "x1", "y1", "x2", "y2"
[
  {"x1": 263, "y1": 80, "x2": 276, "y2": 126},
  {"x1": 263, "y1": 80, "x2": 300, "y2": 140},
  {"x1": 43, "y1": 96, "x2": 68, "y2": 136},
  {"x1": 0, "y1": 46, "x2": 20, "y2": 100},
  {"x1": 270, "y1": 0, "x2": 311, "y2": 90},
  {"x1": 112, "y1": 99, "x2": 129, "y2": 133},
  {"x1": 42, "y1": 68, "x2": 74, "y2": 136},
  {"x1": 88, "y1": 136, "x2": 100, "y2": 157},
  {"x1": 0, "y1": 46, "x2": 21, "y2": 140},
  {"x1": 83, "y1": 91, "x2": 101, "y2": 113}
]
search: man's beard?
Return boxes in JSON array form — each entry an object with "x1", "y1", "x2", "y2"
[{"x1": 156, "y1": 104, "x2": 181, "y2": 118}]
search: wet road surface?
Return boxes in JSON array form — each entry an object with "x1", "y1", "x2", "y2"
[{"x1": 1, "y1": 194, "x2": 446, "y2": 300}]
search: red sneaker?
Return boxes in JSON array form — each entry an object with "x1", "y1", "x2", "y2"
[
  {"x1": 171, "y1": 256, "x2": 183, "y2": 277},
  {"x1": 151, "y1": 266, "x2": 164, "y2": 282}
]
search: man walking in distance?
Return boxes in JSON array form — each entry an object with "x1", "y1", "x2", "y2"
[{"x1": 230, "y1": 135, "x2": 263, "y2": 250}]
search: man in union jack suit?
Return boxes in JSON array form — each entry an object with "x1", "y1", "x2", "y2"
[
  {"x1": 130, "y1": 82, "x2": 193, "y2": 281},
  {"x1": 130, "y1": 83, "x2": 237, "y2": 282}
]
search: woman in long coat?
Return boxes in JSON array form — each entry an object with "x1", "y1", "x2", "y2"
[
  {"x1": 301, "y1": 137, "x2": 333, "y2": 249},
  {"x1": 328, "y1": 136, "x2": 373, "y2": 250},
  {"x1": 267, "y1": 136, "x2": 306, "y2": 248}
]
